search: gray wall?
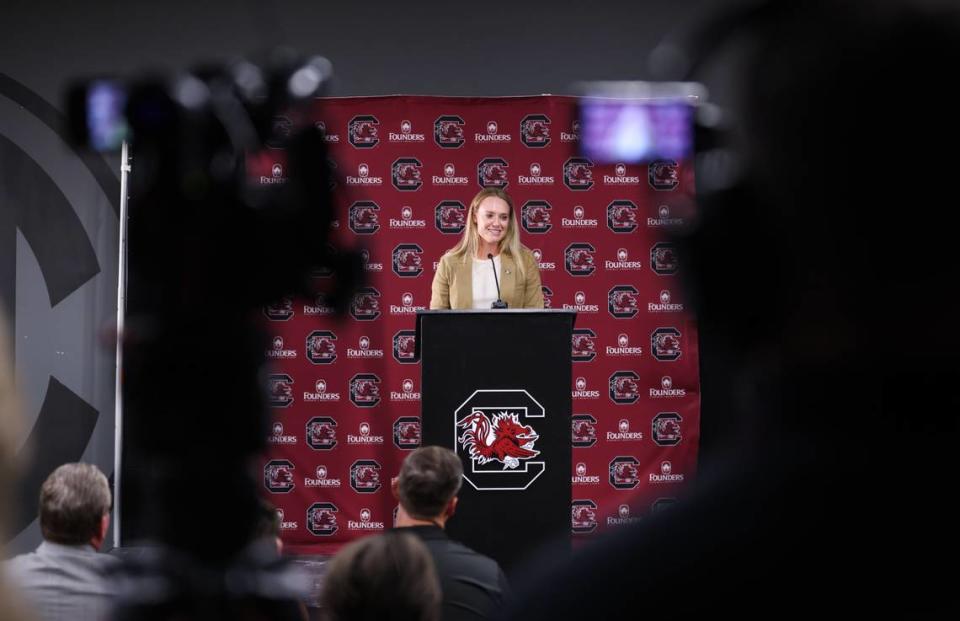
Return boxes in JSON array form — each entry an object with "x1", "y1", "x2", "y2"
[{"x1": 0, "y1": 0, "x2": 719, "y2": 554}]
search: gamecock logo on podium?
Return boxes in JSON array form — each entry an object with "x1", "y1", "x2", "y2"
[{"x1": 454, "y1": 390, "x2": 546, "y2": 491}]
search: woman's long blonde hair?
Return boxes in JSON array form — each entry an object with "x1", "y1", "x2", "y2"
[{"x1": 445, "y1": 188, "x2": 525, "y2": 278}]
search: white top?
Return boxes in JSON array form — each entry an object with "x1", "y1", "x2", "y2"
[{"x1": 472, "y1": 255, "x2": 502, "y2": 309}]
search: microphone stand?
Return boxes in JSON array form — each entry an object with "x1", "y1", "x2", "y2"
[{"x1": 488, "y1": 253, "x2": 508, "y2": 309}]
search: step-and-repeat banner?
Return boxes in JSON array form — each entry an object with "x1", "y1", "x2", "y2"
[{"x1": 252, "y1": 95, "x2": 700, "y2": 555}]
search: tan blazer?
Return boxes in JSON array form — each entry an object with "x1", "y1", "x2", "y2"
[{"x1": 430, "y1": 247, "x2": 544, "y2": 309}]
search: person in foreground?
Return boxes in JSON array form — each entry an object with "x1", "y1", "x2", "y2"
[
  {"x1": 320, "y1": 530, "x2": 440, "y2": 621},
  {"x1": 0, "y1": 310, "x2": 31, "y2": 621},
  {"x1": 501, "y1": 1, "x2": 959, "y2": 617},
  {"x1": 5, "y1": 462, "x2": 119, "y2": 621},
  {"x1": 391, "y1": 446, "x2": 509, "y2": 621},
  {"x1": 430, "y1": 188, "x2": 543, "y2": 309}
]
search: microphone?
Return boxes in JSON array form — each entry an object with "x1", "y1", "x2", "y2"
[{"x1": 488, "y1": 253, "x2": 508, "y2": 309}]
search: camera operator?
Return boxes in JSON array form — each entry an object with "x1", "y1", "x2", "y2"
[
  {"x1": 69, "y1": 52, "x2": 355, "y2": 621},
  {"x1": 502, "y1": 1, "x2": 960, "y2": 617}
]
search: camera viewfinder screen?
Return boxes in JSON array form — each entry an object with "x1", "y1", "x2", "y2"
[
  {"x1": 579, "y1": 99, "x2": 693, "y2": 164},
  {"x1": 87, "y1": 80, "x2": 130, "y2": 152}
]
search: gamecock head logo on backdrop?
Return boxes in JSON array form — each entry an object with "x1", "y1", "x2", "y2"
[
  {"x1": 268, "y1": 115, "x2": 292, "y2": 148},
  {"x1": 268, "y1": 374, "x2": 294, "y2": 408},
  {"x1": 651, "y1": 327, "x2": 682, "y2": 361},
  {"x1": 435, "y1": 200, "x2": 466, "y2": 233},
  {"x1": 350, "y1": 287, "x2": 381, "y2": 321},
  {"x1": 608, "y1": 285, "x2": 640, "y2": 318},
  {"x1": 571, "y1": 414, "x2": 598, "y2": 448},
  {"x1": 521, "y1": 200, "x2": 552, "y2": 233},
  {"x1": 455, "y1": 390, "x2": 546, "y2": 491},
  {"x1": 521, "y1": 114, "x2": 551, "y2": 147},
  {"x1": 571, "y1": 329, "x2": 597, "y2": 362},
  {"x1": 349, "y1": 201, "x2": 380, "y2": 234},
  {"x1": 350, "y1": 460, "x2": 382, "y2": 493},
  {"x1": 607, "y1": 200, "x2": 639, "y2": 233},
  {"x1": 434, "y1": 115, "x2": 465, "y2": 148},
  {"x1": 652, "y1": 412, "x2": 683, "y2": 446},
  {"x1": 477, "y1": 158, "x2": 509, "y2": 188},
  {"x1": 571, "y1": 500, "x2": 598, "y2": 534},
  {"x1": 609, "y1": 371, "x2": 641, "y2": 404},
  {"x1": 609, "y1": 456, "x2": 641, "y2": 489},
  {"x1": 263, "y1": 297, "x2": 294, "y2": 321},
  {"x1": 563, "y1": 157, "x2": 594, "y2": 190},
  {"x1": 306, "y1": 502, "x2": 338, "y2": 536},
  {"x1": 649, "y1": 159, "x2": 679, "y2": 190},
  {"x1": 650, "y1": 242, "x2": 679, "y2": 275},
  {"x1": 306, "y1": 417, "x2": 338, "y2": 450},
  {"x1": 348, "y1": 115, "x2": 380, "y2": 148},
  {"x1": 392, "y1": 158, "x2": 423, "y2": 191},
  {"x1": 306, "y1": 330, "x2": 337, "y2": 364},
  {"x1": 349, "y1": 373, "x2": 381, "y2": 407},
  {"x1": 393, "y1": 417, "x2": 422, "y2": 449},
  {"x1": 264, "y1": 460, "x2": 295, "y2": 493},
  {"x1": 392, "y1": 330, "x2": 419, "y2": 364},
  {"x1": 392, "y1": 244, "x2": 424, "y2": 277},
  {"x1": 564, "y1": 243, "x2": 596, "y2": 276}
]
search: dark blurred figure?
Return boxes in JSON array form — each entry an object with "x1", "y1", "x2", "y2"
[
  {"x1": 391, "y1": 447, "x2": 509, "y2": 621},
  {"x1": 106, "y1": 53, "x2": 341, "y2": 621},
  {"x1": 250, "y1": 500, "x2": 309, "y2": 621},
  {"x1": 320, "y1": 531, "x2": 441, "y2": 621},
  {"x1": 503, "y1": 0, "x2": 960, "y2": 617},
  {"x1": 0, "y1": 310, "x2": 33, "y2": 621},
  {"x1": 252, "y1": 498, "x2": 285, "y2": 557},
  {"x1": 4, "y1": 463, "x2": 118, "y2": 621}
]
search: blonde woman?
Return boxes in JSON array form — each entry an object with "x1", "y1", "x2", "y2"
[{"x1": 430, "y1": 188, "x2": 543, "y2": 309}]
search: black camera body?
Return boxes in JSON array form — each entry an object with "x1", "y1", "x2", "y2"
[{"x1": 67, "y1": 52, "x2": 348, "y2": 618}]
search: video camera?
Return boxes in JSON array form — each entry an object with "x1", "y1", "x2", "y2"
[{"x1": 65, "y1": 50, "x2": 356, "y2": 620}]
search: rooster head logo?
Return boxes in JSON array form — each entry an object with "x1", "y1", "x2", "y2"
[
  {"x1": 434, "y1": 115, "x2": 465, "y2": 148},
  {"x1": 607, "y1": 200, "x2": 639, "y2": 233},
  {"x1": 455, "y1": 391, "x2": 547, "y2": 490},
  {"x1": 458, "y1": 410, "x2": 540, "y2": 469},
  {"x1": 349, "y1": 115, "x2": 380, "y2": 148},
  {"x1": 649, "y1": 159, "x2": 679, "y2": 190},
  {"x1": 435, "y1": 200, "x2": 467, "y2": 233},
  {"x1": 393, "y1": 417, "x2": 422, "y2": 449},
  {"x1": 306, "y1": 417, "x2": 338, "y2": 450},
  {"x1": 478, "y1": 157, "x2": 509, "y2": 188},
  {"x1": 571, "y1": 500, "x2": 598, "y2": 533},
  {"x1": 521, "y1": 114, "x2": 551, "y2": 147},
  {"x1": 571, "y1": 415, "x2": 598, "y2": 448},
  {"x1": 521, "y1": 200, "x2": 552, "y2": 233}
]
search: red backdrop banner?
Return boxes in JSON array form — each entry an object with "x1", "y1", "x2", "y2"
[{"x1": 256, "y1": 95, "x2": 700, "y2": 555}]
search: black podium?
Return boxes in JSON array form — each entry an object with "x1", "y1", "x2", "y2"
[{"x1": 416, "y1": 309, "x2": 575, "y2": 573}]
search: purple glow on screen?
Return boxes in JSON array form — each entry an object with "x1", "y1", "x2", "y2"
[{"x1": 580, "y1": 100, "x2": 693, "y2": 164}]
